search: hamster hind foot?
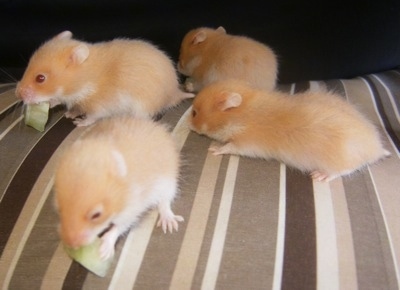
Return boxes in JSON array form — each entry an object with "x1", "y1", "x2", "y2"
[{"x1": 157, "y1": 202, "x2": 184, "y2": 234}]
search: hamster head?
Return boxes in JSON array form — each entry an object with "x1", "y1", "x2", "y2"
[
  {"x1": 55, "y1": 140, "x2": 129, "y2": 249},
  {"x1": 190, "y1": 80, "x2": 252, "y2": 142},
  {"x1": 177, "y1": 26, "x2": 226, "y2": 76},
  {"x1": 16, "y1": 31, "x2": 91, "y2": 105}
]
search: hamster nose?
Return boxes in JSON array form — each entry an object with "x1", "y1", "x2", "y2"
[{"x1": 16, "y1": 85, "x2": 35, "y2": 102}]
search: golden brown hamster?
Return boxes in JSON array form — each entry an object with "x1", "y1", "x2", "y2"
[
  {"x1": 16, "y1": 31, "x2": 194, "y2": 126},
  {"x1": 189, "y1": 80, "x2": 390, "y2": 182},
  {"x1": 55, "y1": 117, "x2": 184, "y2": 260},
  {"x1": 178, "y1": 26, "x2": 278, "y2": 93}
]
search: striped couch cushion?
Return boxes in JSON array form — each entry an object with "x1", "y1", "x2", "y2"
[{"x1": 0, "y1": 69, "x2": 399, "y2": 289}]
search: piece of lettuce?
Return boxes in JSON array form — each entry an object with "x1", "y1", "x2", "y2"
[
  {"x1": 24, "y1": 102, "x2": 50, "y2": 132},
  {"x1": 63, "y1": 238, "x2": 112, "y2": 277}
]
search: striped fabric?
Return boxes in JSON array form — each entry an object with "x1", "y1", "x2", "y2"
[{"x1": 0, "y1": 69, "x2": 399, "y2": 290}]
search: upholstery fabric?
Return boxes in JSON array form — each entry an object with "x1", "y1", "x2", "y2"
[{"x1": 0, "y1": 69, "x2": 399, "y2": 289}]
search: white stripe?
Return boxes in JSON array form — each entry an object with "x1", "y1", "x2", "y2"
[
  {"x1": 272, "y1": 163, "x2": 286, "y2": 290},
  {"x1": 368, "y1": 167, "x2": 400, "y2": 288},
  {"x1": 108, "y1": 211, "x2": 158, "y2": 290},
  {"x1": 201, "y1": 155, "x2": 239, "y2": 290},
  {"x1": 0, "y1": 115, "x2": 23, "y2": 141},
  {"x1": 313, "y1": 180, "x2": 339, "y2": 290}
]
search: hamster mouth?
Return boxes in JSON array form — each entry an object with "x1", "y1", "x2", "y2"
[{"x1": 98, "y1": 223, "x2": 114, "y2": 238}]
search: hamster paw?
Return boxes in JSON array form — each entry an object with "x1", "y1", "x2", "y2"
[
  {"x1": 184, "y1": 79, "x2": 195, "y2": 93},
  {"x1": 99, "y1": 226, "x2": 119, "y2": 260},
  {"x1": 209, "y1": 144, "x2": 233, "y2": 156},
  {"x1": 310, "y1": 171, "x2": 332, "y2": 182},
  {"x1": 73, "y1": 117, "x2": 95, "y2": 127},
  {"x1": 157, "y1": 213, "x2": 184, "y2": 234}
]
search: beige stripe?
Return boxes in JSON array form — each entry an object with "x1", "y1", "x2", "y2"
[
  {"x1": 272, "y1": 163, "x2": 287, "y2": 290},
  {"x1": 330, "y1": 178, "x2": 358, "y2": 290},
  {"x1": 0, "y1": 90, "x2": 18, "y2": 113},
  {"x1": 107, "y1": 211, "x2": 158, "y2": 289},
  {"x1": 313, "y1": 180, "x2": 339, "y2": 290},
  {"x1": 0, "y1": 115, "x2": 23, "y2": 141},
  {"x1": 341, "y1": 78, "x2": 382, "y2": 125},
  {"x1": 169, "y1": 145, "x2": 222, "y2": 289},
  {"x1": 172, "y1": 105, "x2": 192, "y2": 150},
  {"x1": 368, "y1": 161, "x2": 400, "y2": 286},
  {"x1": 40, "y1": 243, "x2": 73, "y2": 290},
  {"x1": 201, "y1": 155, "x2": 239, "y2": 290}
]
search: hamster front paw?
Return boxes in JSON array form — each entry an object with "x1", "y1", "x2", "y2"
[
  {"x1": 99, "y1": 227, "x2": 119, "y2": 260},
  {"x1": 72, "y1": 116, "x2": 96, "y2": 127},
  {"x1": 184, "y1": 78, "x2": 195, "y2": 92}
]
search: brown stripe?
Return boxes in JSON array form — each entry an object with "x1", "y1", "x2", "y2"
[
  {"x1": 343, "y1": 173, "x2": 398, "y2": 289},
  {"x1": 0, "y1": 117, "x2": 75, "y2": 255},
  {"x1": 281, "y1": 168, "x2": 316, "y2": 290},
  {"x1": 216, "y1": 158, "x2": 281, "y2": 289}
]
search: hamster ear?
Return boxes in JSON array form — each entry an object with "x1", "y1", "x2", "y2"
[
  {"x1": 111, "y1": 149, "x2": 128, "y2": 177},
  {"x1": 69, "y1": 44, "x2": 89, "y2": 65},
  {"x1": 217, "y1": 92, "x2": 242, "y2": 111},
  {"x1": 216, "y1": 26, "x2": 226, "y2": 34},
  {"x1": 56, "y1": 30, "x2": 73, "y2": 40},
  {"x1": 192, "y1": 30, "x2": 207, "y2": 45}
]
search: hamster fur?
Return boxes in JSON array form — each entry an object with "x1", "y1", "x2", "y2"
[
  {"x1": 177, "y1": 26, "x2": 278, "y2": 93},
  {"x1": 54, "y1": 117, "x2": 184, "y2": 259},
  {"x1": 189, "y1": 80, "x2": 390, "y2": 182},
  {"x1": 16, "y1": 31, "x2": 194, "y2": 126}
]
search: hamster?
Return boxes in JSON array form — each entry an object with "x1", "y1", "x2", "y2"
[
  {"x1": 177, "y1": 26, "x2": 278, "y2": 93},
  {"x1": 54, "y1": 117, "x2": 184, "y2": 260},
  {"x1": 16, "y1": 31, "x2": 194, "y2": 126},
  {"x1": 189, "y1": 80, "x2": 390, "y2": 182}
]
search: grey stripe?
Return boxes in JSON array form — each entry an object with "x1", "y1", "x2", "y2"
[
  {"x1": 216, "y1": 158, "x2": 281, "y2": 289},
  {"x1": 343, "y1": 173, "x2": 398, "y2": 290}
]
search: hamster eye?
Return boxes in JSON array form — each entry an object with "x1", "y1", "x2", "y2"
[
  {"x1": 35, "y1": 74, "x2": 46, "y2": 83},
  {"x1": 90, "y1": 212, "x2": 102, "y2": 220},
  {"x1": 88, "y1": 204, "x2": 104, "y2": 222},
  {"x1": 192, "y1": 109, "x2": 197, "y2": 118}
]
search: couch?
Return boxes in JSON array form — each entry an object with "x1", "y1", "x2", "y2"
[{"x1": 1, "y1": 1, "x2": 399, "y2": 289}]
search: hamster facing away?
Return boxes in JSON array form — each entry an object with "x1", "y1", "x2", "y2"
[
  {"x1": 177, "y1": 26, "x2": 278, "y2": 93},
  {"x1": 16, "y1": 31, "x2": 194, "y2": 126},
  {"x1": 54, "y1": 117, "x2": 184, "y2": 260},
  {"x1": 189, "y1": 80, "x2": 390, "y2": 182}
]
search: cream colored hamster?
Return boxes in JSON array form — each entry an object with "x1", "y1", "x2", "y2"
[
  {"x1": 177, "y1": 26, "x2": 278, "y2": 93},
  {"x1": 16, "y1": 31, "x2": 194, "y2": 126},
  {"x1": 54, "y1": 117, "x2": 184, "y2": 260},
  {"x1": 189, "y1": 80, "x2": 390, "y2": 182}
]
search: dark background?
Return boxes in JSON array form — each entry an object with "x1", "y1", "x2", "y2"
[{"x1": 1, "y1": 0, "x2": 399, "y2": 84}]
